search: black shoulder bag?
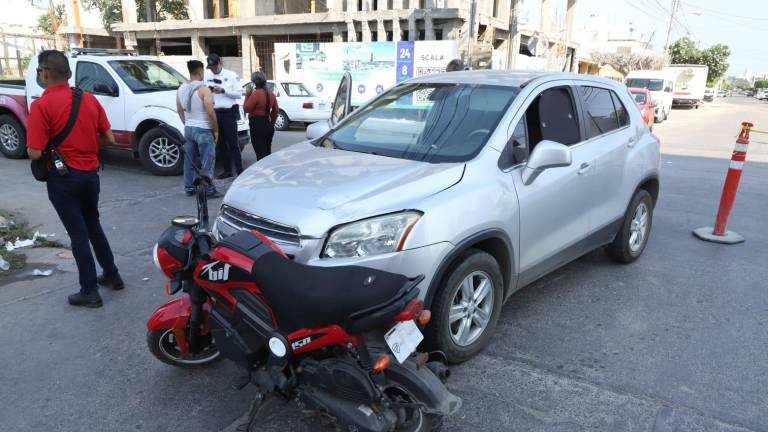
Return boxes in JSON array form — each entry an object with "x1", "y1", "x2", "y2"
[{"x1": 31, "y1": 87, "x2": 83, "y2": 182}]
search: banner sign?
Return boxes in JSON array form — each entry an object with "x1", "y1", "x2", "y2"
[{"x1": 273, "y1": 41, "x2": 457, "y2": 105}]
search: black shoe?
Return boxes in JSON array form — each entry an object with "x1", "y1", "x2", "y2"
[
  {"x1": 97, "y1": 273, "x2": 125, "y2": 290},
  {"x1": 68, "y1": 290, "x2": 103, "y2": 308},
  {"x1": 207, "y1": 189, "x2": 219, "y2": 198},
  {"x1": 216, "y1": 172, "x2": 233, "y2": 180}
]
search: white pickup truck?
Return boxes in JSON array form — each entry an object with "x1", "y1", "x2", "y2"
[{"x1": 0, "y1": 48, "x2": 249, "y2": 175}]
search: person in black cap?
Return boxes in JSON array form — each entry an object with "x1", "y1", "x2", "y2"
[{"x1": 205, "y1": 53, "x2": 242, "y2": 179}]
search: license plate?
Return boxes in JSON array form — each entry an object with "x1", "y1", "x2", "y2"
[{"x1": 384, "y1": 320, "x2": 423, "y2": 364}]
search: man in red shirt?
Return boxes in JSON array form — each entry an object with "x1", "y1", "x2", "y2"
[{"x1": 27, "y1": 50, "x2": 122, "y2": 308}]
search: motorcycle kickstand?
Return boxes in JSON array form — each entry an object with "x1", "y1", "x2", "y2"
[{"x1": 233, "y1": 392, "x2": 271, "y2": 432}]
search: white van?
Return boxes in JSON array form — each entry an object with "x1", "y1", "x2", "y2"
[{"x1": 625, "y1": 70, "x2": 674, "y2": 123}]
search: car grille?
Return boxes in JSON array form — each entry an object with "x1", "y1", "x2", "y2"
[{"x1": 219, "y1": 206, "x2": 301, "y2": 246}]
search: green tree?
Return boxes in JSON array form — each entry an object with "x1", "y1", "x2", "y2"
[
  {"x1": 36, "y1": 3, "x2": 66, "y2": 36},
  {"x1": 668, "y1": 37, "x2": 730, "y2": 85},
  {"x1": 755, "y1": 80, "x2": 768, "y2": 89},
  {"x1": 82, "y1": 0, "x2": 188, "y2": 31}
]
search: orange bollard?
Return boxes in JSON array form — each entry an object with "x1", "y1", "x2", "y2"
[{"x1": 693, "y1": 122, "x2": 752, "y2": 244}]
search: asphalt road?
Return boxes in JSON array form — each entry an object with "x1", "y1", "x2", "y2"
[{"x1": 0, "y1": 98, "x2": 766, "y2": 432}]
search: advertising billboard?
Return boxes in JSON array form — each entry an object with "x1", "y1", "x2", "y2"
[{"x1": 273, "y1": 41, "x2": 458, "y2": 105}]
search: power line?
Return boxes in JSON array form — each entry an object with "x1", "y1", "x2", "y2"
[{"x1": 681, "y1": 1, "x2": 768, "y2": 21}]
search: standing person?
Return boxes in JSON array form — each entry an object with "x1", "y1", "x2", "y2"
[
  {"x1": 205, "y1": 53, "x2": 242, "y2": 179},
  {"x1": 176, "y1": 60, "x2": 219, "y2": 196},
  {"x1": 27, "y1": 50, "x2": 122, "y2": 308},
  {"x1": 243, "y1": 72, "x2": 278, "y2": 161}
]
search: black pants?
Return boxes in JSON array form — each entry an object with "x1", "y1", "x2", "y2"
[
  {"x1": 215, "y1": 108, "x2": 242, "y2": 174},
  {"x1": 46, "y1": 169, "x2": 118, "y2": 294},
  {"x1": 249, "y1": 116, "x2": 275, "y2": 161}
]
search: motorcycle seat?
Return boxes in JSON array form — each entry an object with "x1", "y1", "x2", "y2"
[{"x1": 250, "y1": 251, "x2": 413, "y2": 333}]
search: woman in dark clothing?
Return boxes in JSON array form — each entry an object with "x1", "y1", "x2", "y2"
[{"x1": 244, "y1": 72, "x2": 279, "y2": 160}]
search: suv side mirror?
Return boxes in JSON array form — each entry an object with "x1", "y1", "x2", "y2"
[
  {"x1": 306, "y1": 121, "x2": 330, "y2": 140},
  {"x1": 521, "y1": 140, "x2": 572, "y2": 185}
]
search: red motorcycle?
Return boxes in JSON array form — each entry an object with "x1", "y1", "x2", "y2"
[{"x1": 146, "y1": 177, "x2": 460, "y2": 431}]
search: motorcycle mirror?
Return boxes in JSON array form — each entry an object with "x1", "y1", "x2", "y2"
[{"x1": 172, "y1": 215, "x2": 200, "y2": 228}]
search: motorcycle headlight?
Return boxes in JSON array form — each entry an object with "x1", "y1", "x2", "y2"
[{"x1": 323, "y1": 212, "x2": 422, "y2": 258}]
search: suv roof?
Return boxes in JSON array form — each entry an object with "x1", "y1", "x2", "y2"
[{"x1": 407, "y1": 70, "x2": 618, "y2": 88}]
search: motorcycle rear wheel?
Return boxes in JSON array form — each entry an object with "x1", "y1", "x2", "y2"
[
  {"x1": 382, "y1": 384, "x2": 443, "y2": 432},
  {"x1": 147, "y1": 329, "x2": 221, "y2": 368}
]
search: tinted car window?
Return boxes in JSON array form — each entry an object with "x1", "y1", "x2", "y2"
[
  {"x1": 611, "y1": 91, "x2": 630, "y2": 127},
  {"x1": 322, "y1": 83, "x2": 519, "y2": 163},
  {"x1": 625, "y1": 78, "x2": 663, "y2": 91},
  {"x1": 76, "y1": 62, "x2": 118, "y2": 95},
  {"x1": 579, "y1": 86, "x2": 619, "y2": 138},
  {"x1": 509, "y1": 116, "x2": 528, "y2": 164}
]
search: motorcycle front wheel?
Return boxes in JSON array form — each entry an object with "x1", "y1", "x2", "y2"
[{"x1": 147, "y1": 329, "x2": 221, "y2": 368}]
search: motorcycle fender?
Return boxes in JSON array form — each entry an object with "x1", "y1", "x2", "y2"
[
  {"x1": 384, "y1": 358, "x2": 462, "y2": 416},
  {"x1": 147, "y1": 295, "x2": 191, "y2": 332}
]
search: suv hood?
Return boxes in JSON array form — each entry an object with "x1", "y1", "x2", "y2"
[{"x1": 224, "y1": 142, "x2": 464, "y2": 236}]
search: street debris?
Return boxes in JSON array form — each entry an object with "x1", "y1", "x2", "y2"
[
  {"x1": 0, "y1": 256, "x2": 9, "y2": 272},
  {"x1": 32, "y1": 269, "x2": 53, "y2": 277},
  {"x1": 142, "y1": 277, "x2": 150, "y2": 281},
  {"x1": 4, "y1": 231, "x2": 56, "y2": 252}
]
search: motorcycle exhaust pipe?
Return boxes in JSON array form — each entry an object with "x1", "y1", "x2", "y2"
[{"x1": 426, "y1": 361, "x2": 451, "y2": 382}]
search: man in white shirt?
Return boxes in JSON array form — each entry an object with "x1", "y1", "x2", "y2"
[{"x1": 205, "y1": 53, "x2": 242, "y2": 179}]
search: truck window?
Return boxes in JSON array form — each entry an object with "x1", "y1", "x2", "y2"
[{"x1": 76, "y1": 62, "x2": 118, "y2": 96}]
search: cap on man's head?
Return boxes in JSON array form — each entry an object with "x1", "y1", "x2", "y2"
[{"x1": 206, "y1": 53, "x2": 221, "y2": 69}]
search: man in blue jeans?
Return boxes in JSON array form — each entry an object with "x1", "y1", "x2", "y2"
[{"x1": 176, "y1": 60, "x2": 219, "y2": 196}]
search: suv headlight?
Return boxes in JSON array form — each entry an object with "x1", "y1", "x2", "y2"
[{"x1": 323, "y1": 211, "x2": 422, "y2": 258}]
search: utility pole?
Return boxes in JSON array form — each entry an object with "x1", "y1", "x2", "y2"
[
  {"x1": 663, "y1": 0, "x2": 679, "y2": 63},
  {"x1": 507, "y1": 0, "x2": 518, "y2": 69},
  {"x1": 466, "y1": 0, "x2": 476, "y2": 70}
]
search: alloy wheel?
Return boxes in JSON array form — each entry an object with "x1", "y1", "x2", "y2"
[
  {"x1": 0, "y1": 124, "x2": 19, "y2": 152},
  {"x1": 449, "y1": 271, "x2": 494, "y2": 347},
  {"x1": 275, "y1": 113, "x2": 287, "y2": 130},
  {"x1": 629, "y1": 202, "x2": 649, "y2": 254},
  {"x1": 148, "y1": 137, "x2": 180, "y2": 168}
]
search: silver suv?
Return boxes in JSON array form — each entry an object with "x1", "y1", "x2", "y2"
[{"x1": 215, "y1": 71, "x2": 661, "y2": 363}]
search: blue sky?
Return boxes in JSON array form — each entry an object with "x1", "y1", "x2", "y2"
[{"x1": 574, "y1": 0, "x2": 768, "y2": 77}]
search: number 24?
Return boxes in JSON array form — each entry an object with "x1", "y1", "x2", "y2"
[{"x1": 399, "y1": 48, "x2": 411, "y2": 59}]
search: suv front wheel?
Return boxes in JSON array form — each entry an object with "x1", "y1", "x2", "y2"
[{"x1": 425, "y1": 249, "x2": 503, "y2": 363}]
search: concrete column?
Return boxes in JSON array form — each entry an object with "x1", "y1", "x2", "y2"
[
  {"x1": 122, "y1": 0, "x2": 138, "y2": 24},
  {"x1": 362, "y1": 20, "x2": 372, "y2": 42},
  {"x1": 332, "y1": 24, "x2": 344, "y2": 42},
  {"x1": 240, "y1": 32, "x2": 255, "y2": 77},
  {"x1": 377, "y1": 19, "x2": 387, "y2": 41},
  {"x1": 408, "y1": 13, "x2": 416, "y2": 40},
  {"x1": 541, "y1": 0, "x2": 552, "y2": 34},
  {"x1": 392, "y1": 0, "x2": 404, "y2": 8},
  {"x1": 240, "y1": 0, "x2": 255, "y2": 17},
  {"x1": 392, "y1": 17, "x2": 402, "y2": 41},
  {"x1": 424, "y1": 11, "x2": 435, "y2": 40},
  {"x1": 566, "y1": 0, "x2": 576, "y2": 40},
  {"x1": 191, "y1": 31, "x2": 206, "y2": 59},
  {"x1": 328, "y1": 0, "x2": 345, "y2": 12},
  {"x1": 378, "y1": 0, "x2": 388, "y2": 9},
  {"x1": 346, "y1": 21, "x2": 357, "y2": 41}
]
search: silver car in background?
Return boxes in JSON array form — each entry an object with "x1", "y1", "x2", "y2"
[{"x1": 215, "y1": 71, "x2": 661, "y2": 363}]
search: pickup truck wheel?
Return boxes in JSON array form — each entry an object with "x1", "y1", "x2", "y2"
[
  {"x1": 139, "y1": 127, "x2": 183, "y2": 176},
  {"x1": 606, "y1": 189, "x2": 653, "y2": 263},
  {"x1": 424, "y1": 249, "x2": 503, "y2": 364},
  {"x1": 274, "y1": 110, "x2": 289, "y2": 131},
  {"x1": 0, "y1": 114, "x2": 26, "y2": 159}
]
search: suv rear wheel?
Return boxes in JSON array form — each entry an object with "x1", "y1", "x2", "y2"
[
  {"x1": 606, "y1": 189, "x2": 653, "y2": 263},
  {"x1": 0, "y1": 114, "x2": 26, "y2": 159},
  {"x1": 425, "y1": 249, "x2": 503, "y2": 363},
  {"x1": 138, "y1": 127, "x2": 183, "y2": 176}
]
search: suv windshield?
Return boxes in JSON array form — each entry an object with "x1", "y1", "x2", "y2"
[
  {"x1": 319, "y1": 83, "x2": 518, "y2": 163},
  {"x1": 108, "y1": 60, "x2": 185, "y2": 92},
  {"x1": 626, "y1": 78, "x2": 664, "y2": 91}
]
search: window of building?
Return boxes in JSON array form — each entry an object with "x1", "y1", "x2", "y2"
[
  {"x1": 578, "y1": 86, "x2": 621, "y2": 138},
  {"x1": 343, "y1": 31, "x2": 349, "y2": 41},
  {"x1": 206, "y1": 36, "x2": 239, "y2": 57},
  {"x1": 386, "y1": 31, "x2": 393, "y2": 41},
  {"x1": 159, "y1": 37, "x2": 192, "y2": 56},
  {"x1": 219, "y1": 0, "x2": 229, "y2": 17},
  {"x1": 402, "y1": 30, "x2": 410, "y2": 41},
  {"x1": 371, "y1": 31, "x2": 378, "y2": 41},
  {"x1": 356, "y1": 31, "x2": 363, "y2": 42},
  {"x1": 418, "y1": 30, "x2": 425, "y2": 40},
  {"x1": 435, "y1": 29, "x2": 443, "y2": 40}
]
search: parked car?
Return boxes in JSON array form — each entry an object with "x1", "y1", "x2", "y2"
[
  {"x1": 717, "y1": 90, "x2": 727, "y2": 98},
  {"x1": 215, "y1": 71, "x2": 661, "y2": 363},
  {"x1": 0, "y1": 48, "x2": 250, "y2": 174},
  {"x1": 243, "y1": 80, "x2": 332, "y2": 131},
  {"x1": 625, "y1": 70, "x2": 674, "y2": 123},
  {"x1": 703, "y1": 88, "x2": 715, "y2": 102},
  {"x1": 629, "y1": 87, "x2": 655, "y2": 130}
]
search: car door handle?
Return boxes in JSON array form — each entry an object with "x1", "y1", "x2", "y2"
[
  {"x1": 626, "y1": 137, "x2": 636, "y2": 148},
  {"x1": 578, "y1": 162, "x2": 591, "y2": 175}
]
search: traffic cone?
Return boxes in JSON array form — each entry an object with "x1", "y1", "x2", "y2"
[{"x1": 692, "y1": 121, "x2": 752, "y2": 244}]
